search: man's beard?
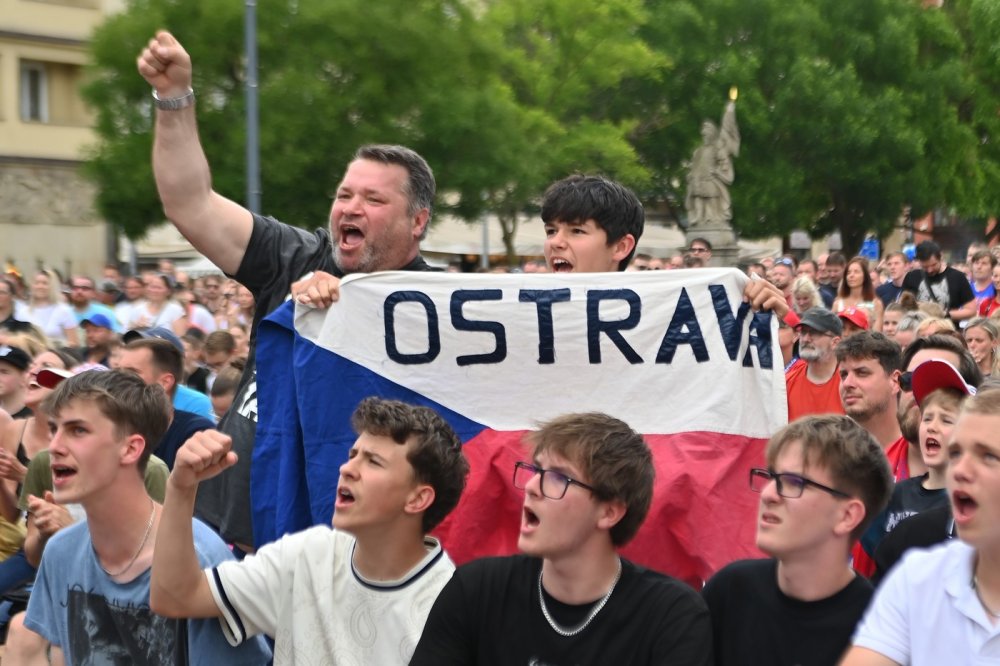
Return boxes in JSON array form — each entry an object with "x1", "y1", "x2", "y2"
[
  {"x1": 334, "y1": 243, "x2": 382, "y2": 275},
  {"x1": 799, "y1": 346, "x2": 824, "y2": 362},
  {"x1": 845, "y1": 396, "x2": 890, "y2": 424}
]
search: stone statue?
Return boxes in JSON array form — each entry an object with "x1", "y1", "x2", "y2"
[{"x1": 685, "y1": 96, "x2": 740, "y2": 230}]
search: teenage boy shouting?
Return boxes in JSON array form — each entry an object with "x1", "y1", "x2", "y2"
[
  {"x1": 410, "y1": 412, "x2": 711, "y2": 664},
  {"x1": 844, "y1": 389, "x2": 1000, "y2": 665},
  {"x1": 149, "y1": 397, "x2": 468, "y2": 665},
  {"x1": 17, "y1": 370, "x2": 271, "y2": 664},
  {"x1": 539, "y1": 173, "x2": 788, "y2": 313}
]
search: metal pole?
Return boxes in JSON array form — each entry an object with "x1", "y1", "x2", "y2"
[
  {"x1": 480, "y1": 216, "x2": 490, "y2": 269},
  {"x1": 245, "y1": 0, "x2": 261, "y2": 213}
]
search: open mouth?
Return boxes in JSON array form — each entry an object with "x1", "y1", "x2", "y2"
[
  {"x1": 923, "y1": 438, "x2": 941, "y2": 455},
  {"x1": 550, "y1": 258, "x2": 573, "y2": 273},
  {"x1": 336, "y1": 487, "x2": 355, "y2": 507},
  {"x1": 339, "y1": 224, "x2": 365, "y2": 249},
  {"x1": 952, "y1": 490, "x2": 978, "y2": 522},
  {"x1": 51, "y1": 464, "x2": 77, "y2": 484},
  {"x1": 523, "y1": 507, "x2": 540, "y2": 528}
]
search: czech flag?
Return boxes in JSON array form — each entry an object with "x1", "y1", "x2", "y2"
[{"x1": 252, "y1": 269, "x2": 787, "y2": 585}]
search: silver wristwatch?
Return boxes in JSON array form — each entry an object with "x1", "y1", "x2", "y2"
[{"x1": 152, "y1": 88, "x2": 195, "y2": 111}]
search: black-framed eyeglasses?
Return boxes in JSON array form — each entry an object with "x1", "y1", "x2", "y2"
[
  {"x1": 899, "y1": 371, "x2": 913, "y2": 392},
  {"x1": 749, "y1": 468, "x2": 851, "y2": 499},
  {"x1": 513, "y1": 461, "x2": 597, "y2": 500},
  {"x1": 689, "y1": 246, "x2": 709, "y2": 254}
]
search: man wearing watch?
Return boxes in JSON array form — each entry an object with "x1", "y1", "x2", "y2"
[
  {"x1": 410, "y1": 412, "x2": 711, "y2": 665},
  {"x1": 136, "y1": 32, "x2": 439, "y2": 554}
]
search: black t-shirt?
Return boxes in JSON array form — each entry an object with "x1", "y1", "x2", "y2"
[
  {"x1": 194, "y1": 213, "x2": 435, "y2": 546},
  {"x1": 0, "y1": 313, "x2": 32, "y2": 334},
  {"x1": 872, "y1": 504, "x2": 954, "y2": 587},
  {"x1": 901, "y1": 267, "x2": 975, "y2": 313},
  {"x1": 703, "y1": 558, "x2": 872, "y2": 666},
  {"x1": 156, "y1": 409, "x2": 215, "y2": 470},
  {"x1": 186, "y1": 366, "x2": 210, "y2": 395},
  {"x1": 411, "y1": 555, "x2": 712, "y2": 666},
  {"x1": 860, "y1": 474, "x2": 948, "y2": 558}
]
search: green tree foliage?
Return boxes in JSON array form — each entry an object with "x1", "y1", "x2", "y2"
[
  {"x1": 632, "y1": 0, "x2": 1000, "y2": 253},
  {"x1": 85, "y1": 0, "x2": 999, "y2": 258},
  {"x1": 84, "y1": 0, "x2": 658, "y2": 260},
  {"x1": 445, "y1": 0, "x2": 663, "y2": 260}
]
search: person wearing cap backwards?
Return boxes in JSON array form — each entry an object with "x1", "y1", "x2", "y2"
[
  {"x1": 859, "y1": 359, "x2": 975, "y2": 565},
  {"x1": 0, "y1": 345, "x2": 31, "y2": 420},
  {"x1": 868, "y1": 336, "x2": 984, "y2": 584},
  {"x1": 703, "y1": 415, "x2": 892, "y2": 666},
  {"x1": 843, "y1": 387, "x2": 1000, "y2": 665},
  {"x1": 839, "y1": 306, "x2": 870, "y2": 337},
  {"x1": 79, "y1": 313, "x2": 118, "y2": 367},
  {"x1": 785, "y1": 307, "x2": 846, "y2": 421}
]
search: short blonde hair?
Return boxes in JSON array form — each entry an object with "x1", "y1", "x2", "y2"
[{"x1": 917, "y1": 317, "x2": 956, "y2": 338}]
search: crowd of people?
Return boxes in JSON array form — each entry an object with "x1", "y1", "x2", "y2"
[{"x1": 0, "y1": 27, "x2": 997, "y2": 666}]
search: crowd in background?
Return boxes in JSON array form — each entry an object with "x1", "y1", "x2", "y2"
[{"x1": 0, "y1": 258, "x2": 254, "y2": 417}]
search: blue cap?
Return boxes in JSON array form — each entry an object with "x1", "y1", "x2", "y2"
[
  {"x1": 81, "y1": 313, "x2": 114, "y2": 330},
  {"x1": 123, "y1": 327, "x2": 184, "y2": 353}
]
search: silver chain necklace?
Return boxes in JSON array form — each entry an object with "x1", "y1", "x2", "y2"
[
  {"x1": 95, "y1": 498, "x2": 155, "y2": 578},
  {"x1": 538, "y1": 558, "x2": 622, "y2": 637},
  {"x1": 973, "y1": 575, "x2": 1000, "y2": 619}
]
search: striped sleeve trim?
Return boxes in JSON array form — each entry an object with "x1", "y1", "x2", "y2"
[{"x1": 206, "y1": 567, "x2": 248, "y2": 647}]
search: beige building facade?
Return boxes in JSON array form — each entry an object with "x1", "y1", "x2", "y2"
[{"x1": 0, "y1": 0, "x2": 122, "y2": 281}]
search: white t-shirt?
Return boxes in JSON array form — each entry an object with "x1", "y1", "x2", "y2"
[
  {"x1": 25, "y1": 302, "x2": 77, "y2": 342},
  {"x1": 207, "y1": 526, "x2": 454, "y2": 665},
  {"x1": 127, "y1": 300, "x2": 185, "y2": 330},
  {"x1": 853, "y1": 539, "x2": 1000, "y2": 664},
  {"x1": 186, "y1": 303, "x2": 218, "y2": 334}
]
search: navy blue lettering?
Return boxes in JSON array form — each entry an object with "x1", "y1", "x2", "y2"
[
  {"x1": 451, "y1": 290, "x2": 507, "y2": 366},
  {"x1": 587, "y1": 290, "x2": 642, "y2": 364},
  {"x1": 519, "y1": 288, "x2": 571, "y2": 364},
  {"x1": 709, "y1": 285, "x2": 751, "y2": 361},
  {"x1": 384, "y1": 291, "x2": 440, "y2": 364},
  {"x1": 743, "y1": 311, "x2": 774, "y2": 369},
  {"x1": 656, "y1": 287, "x2": 710, "y2": 363}
]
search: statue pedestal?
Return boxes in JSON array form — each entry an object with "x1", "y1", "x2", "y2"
[{"x1": 686, "y1": 223, "x2": 739, "y2": 268}]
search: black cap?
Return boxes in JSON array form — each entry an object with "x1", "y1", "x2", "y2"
[
  {"x1": 796, "y1": 307, "x2": 843, "y2": 336},
  {"x1": 0, "y1": 345, "x2": 30, "y2": 371}
]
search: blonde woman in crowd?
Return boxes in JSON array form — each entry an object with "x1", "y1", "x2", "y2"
[
  {"x1": 791, "y1": 277, "x2": 823, "y2": 314},
  {"x1": 835, "y1": 256, "x2": 883, "y2": 331},
  {"x1": 963, "y1": 317, "x2": 999, "y2": 377},
  {"x1": 24, "y1": 271, "x2": 77, "y2": 347},
  {"x1": 917, "y1": 317, "x2": 956, "y2": 339}
]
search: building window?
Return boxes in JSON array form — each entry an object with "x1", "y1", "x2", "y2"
[{"x1": 20, "y1": 62, "x2": 49, "y2": 123}]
